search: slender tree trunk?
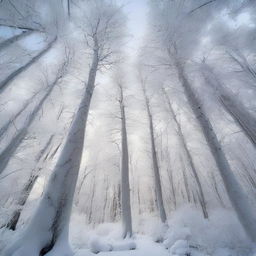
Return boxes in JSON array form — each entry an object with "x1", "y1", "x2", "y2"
[
  {"x1": 210, "y1": 173, "x2": 225, "y2": 207},
  {"x1": 141, "y1": 84, "x2": 167, "y2": 224},
  {"x1": 119, "y1": 84, "x2": 133, "y2": 238},
  {"x1": 4, "y1": 41, "x2": 99, "y2": 256},
  {"x1": 0, "y1": 36, "x2": 57, "y2": 93},
  {"x1": 166, "y1": 167, "x2": 177, "y2": 210},
  {"x1": 174, "y1": 57, "x2": 256, "y2": 242},
  {"x1": 180, "y1": 156, "x2": 191, "y2": 203},
  {"x1": 88, "y1": 176, "x2": 96, "y2": 224},
  {"x1": 67, "y1": 0, "x2": 71, "y2": 18},
  {"x1": 162, "y1": 87, "x2": 208, "y2": 218}
]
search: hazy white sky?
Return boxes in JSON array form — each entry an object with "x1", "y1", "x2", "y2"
[{"x1": 117, "y1": 0, "x2": 148, "y2": 57}]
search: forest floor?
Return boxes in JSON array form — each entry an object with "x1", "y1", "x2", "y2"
[{"x1": 75, "y1": 236, "x2": 170, "y2": 256}]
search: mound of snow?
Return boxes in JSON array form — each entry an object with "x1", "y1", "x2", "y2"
[
  {"x1": 169, "y1": 240, "x2": 190, "y2": 256},
  {"x1": 89, "y1": 236, "x2": 113, "y2": 254},
  {"x1": 89, "y1": 235, "x2": 136, "y2": 254},
  {"x1": 112, "y1": 240, "x2": 136, "y2": 251},
  {"x1": 164, "y1": 226, "x2": 191, "y2": 249}
]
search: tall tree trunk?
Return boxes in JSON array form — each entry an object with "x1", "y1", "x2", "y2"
[
  {"x1": 141, "y1": 84, "x2": 167, "y2": 224},
  {"x1": 180, "y1": 155, "x2": 191, "y2": 203},
  {"x1": 3, "y1": 41, "x2": 99, "y2": 256},
  {"x1": 119, "y1": 84, "x2": 133, "y2": 238},
  {"x1": 166, "y1": 167, "x2": 177, "y2": 210},
  {"x1": 67, "y1": 0, "x2": 71, "y2": 18},
  {"x1": 174, "y1": 57, "x2": 256, "y2": 242},
  {"x1": 162, "y1": 87, "x2": 208, "y2": 218}
]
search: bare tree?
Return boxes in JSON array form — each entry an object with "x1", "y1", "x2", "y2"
[
  {"x1": 117, "y1": 80, "x2": 133, "y2": 238},
  {"x1": 146, "y1": 0, "x2": 256, "y2": 242},
  {"x1": 3, "y1": 1, "x2": 126, "y2": 255},
  {"x1": 140, "y1": 77, "x2": 167, "y2": 224}
]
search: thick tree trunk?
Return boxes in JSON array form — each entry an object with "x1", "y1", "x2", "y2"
[
  {"x1": 119, "y1": 84, "x2": 133, "y2": 238},
  {"x1": 162, "y1": 87, "x2": 208, "y2": 218},
  {"x1": 3, "y1": 43, "x2": 99, "y2": 256},
  {"x1": 174, "y1": 58, "x2": 256, "y2": 242},
  {"x1": 0, "y1": 36, "x2": 57, "y2": 93},
  {"x1": 142, "y1": 85, "x2": 167, "y2": 224}
]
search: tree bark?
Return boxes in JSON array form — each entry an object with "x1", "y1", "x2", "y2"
[
  {"x1": 119, "y1": 83, "x2": 133, "y2": 238},
  {"x1": 141, "y1": 84, "x2": 167, "y2": 224}
]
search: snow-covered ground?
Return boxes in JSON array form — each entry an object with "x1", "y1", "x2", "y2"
[{"x1": 67, "y1": 206, "x2": 255, "y2": 256}]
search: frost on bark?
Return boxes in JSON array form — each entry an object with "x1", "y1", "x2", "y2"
[
  {"x1": 174, "y1": 57, "x2": 256, "y2": 242},
  {"x1": 162, "y1": 87, "x2": 208, "y2": 218},
  {"x1": 141, "y1": 81, "x2": 167, "y2": 224},
  {"x1": 118, "y1": 82, "x2": 133, "y2": 238}
]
